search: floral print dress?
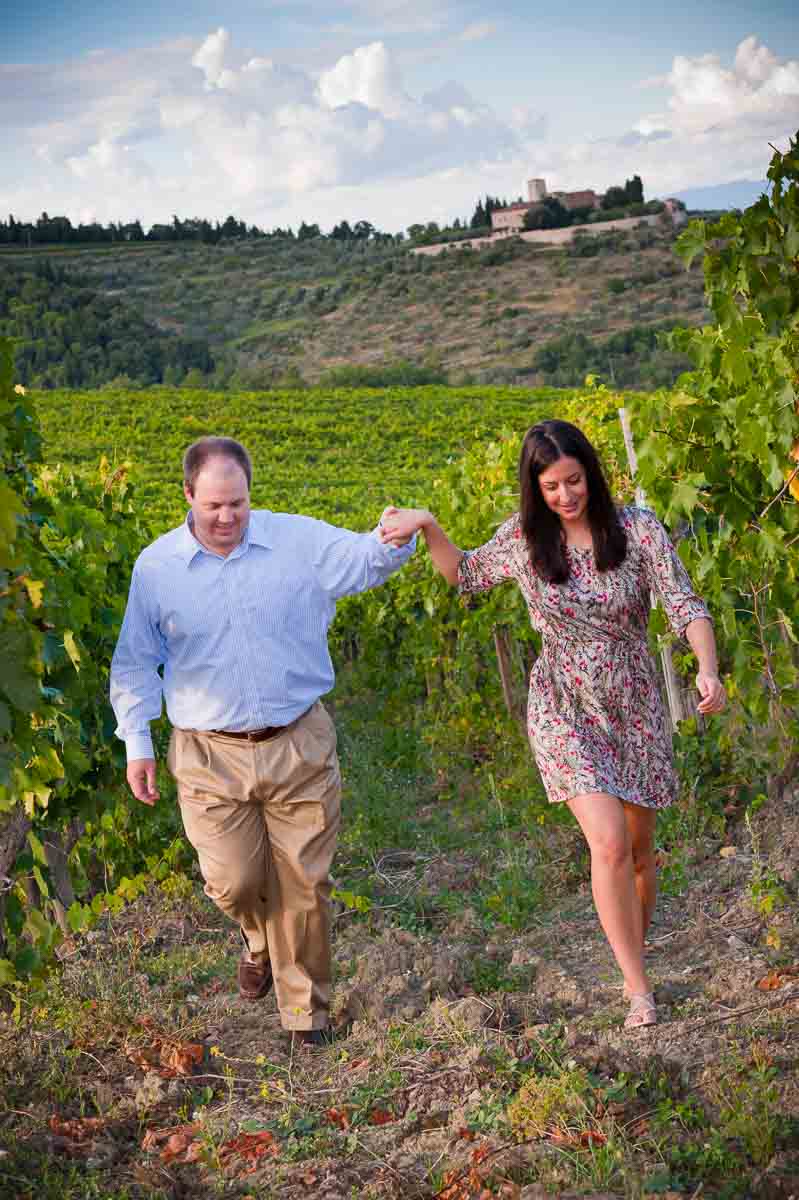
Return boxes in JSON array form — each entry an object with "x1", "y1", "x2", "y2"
[{"x1": 457, "y1": 506, "x2": 711, "y2": 808}]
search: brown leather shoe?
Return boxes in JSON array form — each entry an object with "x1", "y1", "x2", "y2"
[
  {"x1": 238, "y1": 954, "x2": 273, "y2": 1001},
  {"x1": 292, "y1": 1027, "x2": 335, "y2": 1048}
]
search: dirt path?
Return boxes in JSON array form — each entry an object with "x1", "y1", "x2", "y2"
[{"x1": 1, "y1": 777, "x2": 797, "y2": 1199}]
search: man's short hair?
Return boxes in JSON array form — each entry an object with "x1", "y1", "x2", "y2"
[{"x1": 183, "y1": 437, "x2": 253, "y2": 495}]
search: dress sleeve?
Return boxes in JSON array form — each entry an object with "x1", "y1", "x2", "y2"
[
  {"x1": 457, "y1": 513, "x2": 523, "y2": 595},
  {"x1": 631, "y1": 507, "x2": 711, "y2": 636}
]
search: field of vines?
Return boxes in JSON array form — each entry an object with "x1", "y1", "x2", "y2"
[
  {"x1": 36, "y1": 383, "x2": 575, "y2": 531},
  {"x1": 2, "y1": 134, "x2": 798, "y2": 1003}
]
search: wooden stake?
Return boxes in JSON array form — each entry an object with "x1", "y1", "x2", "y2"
[
  {"x1": 493, "y1": 626, "x2": 524, "y2": 728},
  {"x1": 618, "y1": 407, "x2": 689, "y2": 730}
]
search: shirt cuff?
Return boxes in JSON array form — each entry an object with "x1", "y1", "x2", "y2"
[
  {"x1": 124, "y1": 731, "x2": 155, "y2": 761},
  {"x1": 371, "y1": 528, "x2": 417, "y2": 555}
]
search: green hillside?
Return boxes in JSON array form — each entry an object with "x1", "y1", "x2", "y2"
[
  {"x1": 36, "y1": 383, "x2": 585, "y2": 533},
  {"x1": 7, "y1": 222, "x2": 706, "y2": 393}
]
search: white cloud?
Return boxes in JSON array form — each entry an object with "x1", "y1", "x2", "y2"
[
  {"x1": 1, "y1": 27, "x2": 541, "y2": 223},
  {"x1": 664, "y1": 35, "x2": 799, "y2": 135},
  {"x1": 0, "y1": 30, "x2": 795, "y2": 233},
  {"x1": 318, "y1": 41, "x2": 410, "y2": 118},
  {"x1": 531, "y1": 36, "x2": 799, "y2": 198},
  {"x1": 191, "y1": 27, "x2": 235, "y2": 89}
]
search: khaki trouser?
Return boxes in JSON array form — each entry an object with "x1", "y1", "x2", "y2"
[{"x1": 167, "y1": 701, "x2": 341, "y2": 1030}]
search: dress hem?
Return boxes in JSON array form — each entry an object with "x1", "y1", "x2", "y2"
[{"x1": 547, "y1": 787, "x2": 675, "y2": 810}]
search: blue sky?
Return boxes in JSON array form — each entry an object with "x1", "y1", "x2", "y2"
[{"x1": 2, "y1": 1, "x2": 797, "y2": 232}]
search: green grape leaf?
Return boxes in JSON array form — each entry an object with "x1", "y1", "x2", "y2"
[
  {"x1": 27, "y1": 830, "x2": 48, "y2": 865},
  {"x1": 63, "y1": 630, "x2": 81, "y2": 670}
]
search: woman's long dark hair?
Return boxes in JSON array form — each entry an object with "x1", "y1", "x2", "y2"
[{"x1": 519, "y1": 419, "x2": 627, "y2": 583}]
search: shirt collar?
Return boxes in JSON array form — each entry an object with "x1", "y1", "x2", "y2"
[
  {"x1": 174, "y1": 511, "x2": 272, "y2": 563},
  {"x1": 247, "y1": 511, "x2": 273, "y2": 550}
]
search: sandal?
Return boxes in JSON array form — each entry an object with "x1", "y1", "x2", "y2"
[{"x1": 624, "y1": 992, "x2": 656, "y2": 1029}]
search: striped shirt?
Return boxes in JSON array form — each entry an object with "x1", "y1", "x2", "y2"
[{"x1": 110, "y1": 510, "x2": 415, "y2": 760}]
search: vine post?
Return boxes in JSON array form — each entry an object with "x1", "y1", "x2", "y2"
[
  {"x1": 492, "y1": 626, "x2": 526, "y2": 729},
  {"x1": 618, "y1": 406, "x2": 692, "y2": 730}
]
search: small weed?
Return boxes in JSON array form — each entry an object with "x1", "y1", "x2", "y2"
[
  {"x1": 652, "y1": 1092, "x2": 707, "y2": 1134},
  {"x1": 466, "y1": 958, "x2": 535, "y2": 994},
  {"x1": 346, "y1": 1067, "x2": 404, "y2": 1123},
  {"x1": 464, "y1": 1094, "x2": 510, "y2": 1136},
  {"x1": 507, "y1": 1063, "x2": 593, "y2": 1138},
  {"x1": 282, "y1": 1126, "x2": 339, "y2": 1161},
  {"x1": 663, "y1": 1131, "x2": 746, "y2": 1195},
  {"x1": 712, "y1": 1041, "x2": 784, "y2": 1166},
  {"x1": 658, "y1": 843, "x2": 691, "y2": 897},
  {"x1": 745, "y1": 804, "x2": 789, "y2": 945}
]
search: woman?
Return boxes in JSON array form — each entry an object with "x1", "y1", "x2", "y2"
[{"x1": 380, "y1": 419, "x2": 726, "y2": 1030}]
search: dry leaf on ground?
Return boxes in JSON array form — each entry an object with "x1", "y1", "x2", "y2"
[
  {"x1": 142, "y1": 1122, "x2": 201, "y2": 1160},
  {"x1": 218, "y1": 1129, "x2": 279, "y2": 1177},
  {"x1": 548, "y1": 1128, "x2": 607, "y2": 1147},
  {"x1": 756, "y1": 964, "x2": 799, "y2": 990},
  {"x1": 126, "y1": 1034, "x2": 205, "y2": 1078},
  {"x1": 161, "y1": 1041, "x2": 204, "y2": 1075},
  {"x1": 367, "y1": 1108, "x2": 395, "y2": 1125},
  {"x1": 49, "y1": 1115, "x2": 107, "y2": 1143}
]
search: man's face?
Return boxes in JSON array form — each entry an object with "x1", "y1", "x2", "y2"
[{"x1": 184, "y1": 457, "x2": 250, "y2": 556}]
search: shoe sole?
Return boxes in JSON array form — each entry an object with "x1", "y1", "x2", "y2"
[{"x1": 238, "y1": 969, "x2": 273, "y2": 1001}]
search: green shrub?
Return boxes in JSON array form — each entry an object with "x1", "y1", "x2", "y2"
[{"x1": 507, "y1": 1065, "x2": 592, "y2": 1138}]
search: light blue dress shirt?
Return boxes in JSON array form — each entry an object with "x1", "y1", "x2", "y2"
[{"x1": 110, "y1": 510, "x2": 415, "y2": 761}]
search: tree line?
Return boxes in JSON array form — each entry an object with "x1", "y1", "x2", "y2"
[
  {"x1": 2, "y1": 176, "x2": 648, "y2": 253},
  {"x1": 0, "y1": 213, "x2": 404, "y2": 249}
]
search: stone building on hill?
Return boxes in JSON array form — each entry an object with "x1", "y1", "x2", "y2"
[
  {"x1": 490, "y1": 178, "x2": 601, "y2": 233},
  {"x1": 550, "y1": 188, "x2": 601, "y2": 211}
]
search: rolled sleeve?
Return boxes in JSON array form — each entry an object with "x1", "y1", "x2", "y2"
[{"x1": 457, "y1": 513, "x2": 522, "y2": 595}]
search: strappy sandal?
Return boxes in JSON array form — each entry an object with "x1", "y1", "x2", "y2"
[{"x1": 624, "y1": 992, "x2": 656, "y2": 1029}]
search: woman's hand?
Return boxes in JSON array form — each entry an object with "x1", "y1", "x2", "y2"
[
  {"x1": 695, "y1": 672, "x2": 726, "y2": 715},
  {"x1": 379, "y1": 506, "x2": 430, "y2": 548}
]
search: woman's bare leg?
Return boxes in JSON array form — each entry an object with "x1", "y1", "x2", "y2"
[
  {"x1": 623, "y1": 802, "x2": 657, "y2": 945},
  {"x1": 568, "y1": 791, "x2": 650, "y2": 998}
]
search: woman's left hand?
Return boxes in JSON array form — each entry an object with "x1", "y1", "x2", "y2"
[{"x1": 695, "y1": 672, "x2": 726, "y2": 715}]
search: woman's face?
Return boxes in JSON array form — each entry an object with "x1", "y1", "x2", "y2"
[{"x1": 537, "y1": 454, "x2": 589, "y2": 524}]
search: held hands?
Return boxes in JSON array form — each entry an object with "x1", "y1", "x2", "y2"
[
  {"x1": 696, "y1": 672, "x2": 726, "y2": 715},
  {"x1": 127, "y1": 758, "x2": 160, "y2": 806},
  {"x1": 378, "y1": 506, "x2": 430, "y2": 548}
]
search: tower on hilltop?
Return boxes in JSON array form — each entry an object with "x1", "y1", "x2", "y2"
[{"x1": 527, "y1": 178, "x2": 547, "y2": 203}]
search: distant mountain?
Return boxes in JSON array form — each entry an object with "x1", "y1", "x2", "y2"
[{"x1": 667, "y1": 180, "x2": 768, "y2": 212}]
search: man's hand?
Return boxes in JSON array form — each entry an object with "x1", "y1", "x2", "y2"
[
  {"x1": 127, "y1": 758, "x2": 160, "y2": 806},
  {"x1": 378, "y1": 506, "x2": 429, "y2": 548}
]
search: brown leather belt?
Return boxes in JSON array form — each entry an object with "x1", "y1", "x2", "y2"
[{"x1": 207, "y1": 725, "x2": 284, "y2": 743}]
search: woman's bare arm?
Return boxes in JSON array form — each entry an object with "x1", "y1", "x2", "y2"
[
  {"x1": 380, "y1": 507, "x2": 463, "y2": 586},
  {"x1": 684, "y1": 616, "x2": 726, "y2": 714}
]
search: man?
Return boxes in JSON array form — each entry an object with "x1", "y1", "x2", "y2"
[{"x1": 111, "y1": 436, "x2": 415, "y2": 1045}]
